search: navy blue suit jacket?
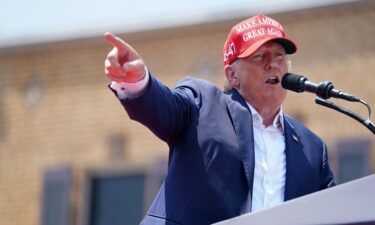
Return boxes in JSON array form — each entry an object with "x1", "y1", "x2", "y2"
[{"x1": 116, "y1": 75, "x2": 335, "y2": 225}]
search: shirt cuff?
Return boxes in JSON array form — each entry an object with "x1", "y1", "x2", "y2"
[{"x1": 110, "y1": 67, "x2": 150, "y2": 99}]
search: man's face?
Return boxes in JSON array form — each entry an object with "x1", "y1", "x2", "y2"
[{"x1": 229, "y1": 41, "x2": 289, "y2": 109}]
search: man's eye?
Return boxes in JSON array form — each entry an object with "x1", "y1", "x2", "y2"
[
  {"x1": 276, "y1": 53, "x2": 285, "y2": 58},
  {"x1": 252, "y1": 55, "x2": 263, "y2": 61}
]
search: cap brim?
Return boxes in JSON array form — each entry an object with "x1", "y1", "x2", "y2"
[{"x1": 238, "y1": 37, "x2": 297, "y2": 59}]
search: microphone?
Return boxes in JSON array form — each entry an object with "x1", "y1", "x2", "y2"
[{"x1": 281, "y1": 73, "x2": 360, "y2": 102}]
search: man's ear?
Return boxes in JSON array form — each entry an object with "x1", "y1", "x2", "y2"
[{"x1": 224, "y1": 64, "x2": 239, "y2": 87}]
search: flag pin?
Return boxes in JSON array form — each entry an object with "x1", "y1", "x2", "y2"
[{"x1": 292, "y1": 134, "x2": 299, "y2": 142}]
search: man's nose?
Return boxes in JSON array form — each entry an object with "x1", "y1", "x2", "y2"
[{"x1": 265, "y1": 54, "x2": 279, "y2": 69}]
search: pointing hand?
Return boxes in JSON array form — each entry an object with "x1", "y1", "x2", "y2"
[{"x1": 104, "y1": 32, "x2": 146, "y2": 83}]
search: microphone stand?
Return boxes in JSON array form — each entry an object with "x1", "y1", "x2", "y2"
[{"x1": 315, "y1": 97, "x2": 375, "y2": 135}]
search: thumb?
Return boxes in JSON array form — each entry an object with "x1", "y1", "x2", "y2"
[
  {"x1": 123, "y1": 59, "x2": 144, "y2": 71},
  {"x1": 122, "y1": 60, "x2": 146, "y2": 82}
]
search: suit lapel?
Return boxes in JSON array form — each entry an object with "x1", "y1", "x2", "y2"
[
  {"x1": 224, "y1": 90, "x2": 255, "y2": 211},
  {"x1": 283, "y1": 116, "x2": 304, "y2": 201},
  {"x1": 224, "y1": 91, "x2": 307, "y2": 207}
]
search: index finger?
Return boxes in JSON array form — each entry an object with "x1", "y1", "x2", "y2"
[{"x1": 104, "y1": 32, "x2": 129, "y2": 53}]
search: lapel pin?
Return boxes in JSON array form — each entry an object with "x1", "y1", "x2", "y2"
[{"x1": 292, "y1": 134, "x2": 299, "y2": 142}]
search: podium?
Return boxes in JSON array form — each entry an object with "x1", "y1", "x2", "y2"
[{"x1": 214, "y1": 174, "x2": 375, "y2": 225}]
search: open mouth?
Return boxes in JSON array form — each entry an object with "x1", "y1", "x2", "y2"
[{"x1": 265, "y1": 76, "x2": 280, "y2": 85}]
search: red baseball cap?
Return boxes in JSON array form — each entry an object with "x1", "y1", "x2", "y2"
[{"x1": 223, "y1": 14, "x2": 297, "y2": 65}]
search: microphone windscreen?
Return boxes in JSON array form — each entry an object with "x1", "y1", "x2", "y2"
[{"x1": 281, "y1": 73, "x2": 304, "y2": 92}]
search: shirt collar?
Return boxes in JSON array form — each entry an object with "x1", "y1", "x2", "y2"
[{"x1": 246, "y1": 102, "x2": 284, "y2": 130}]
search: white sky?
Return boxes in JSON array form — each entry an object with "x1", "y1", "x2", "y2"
[{"x1": 0, "y1": 0, "x2": 358, "y2": 47}]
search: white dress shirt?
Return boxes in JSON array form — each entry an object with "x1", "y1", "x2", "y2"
[
  {"x1": 109, "y1": 67, "x2": 150, "y2": 99},
  {"x1": 247, "y1": 103, "x2": 286, "y2": 212},
  {"x1": 111, "y1": 72, "x2": 287, "y2": 212}
]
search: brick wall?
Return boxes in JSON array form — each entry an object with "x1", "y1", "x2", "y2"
[{"x1": 0, "y1": 1, "x2": 374, "y2": 224}]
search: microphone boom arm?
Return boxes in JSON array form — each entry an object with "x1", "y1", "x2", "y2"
[{"x1": 315, "y1": 97, "x2": 375, "y2": 135}]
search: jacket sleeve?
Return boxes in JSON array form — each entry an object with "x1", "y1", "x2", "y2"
[{"x1": 115, "y1": 74, "x2": 200, "y2": 144}]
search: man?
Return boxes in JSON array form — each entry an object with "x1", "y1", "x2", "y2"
[{"x1": 104, "y1": 14, "x2": 335, "y2": 225}]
